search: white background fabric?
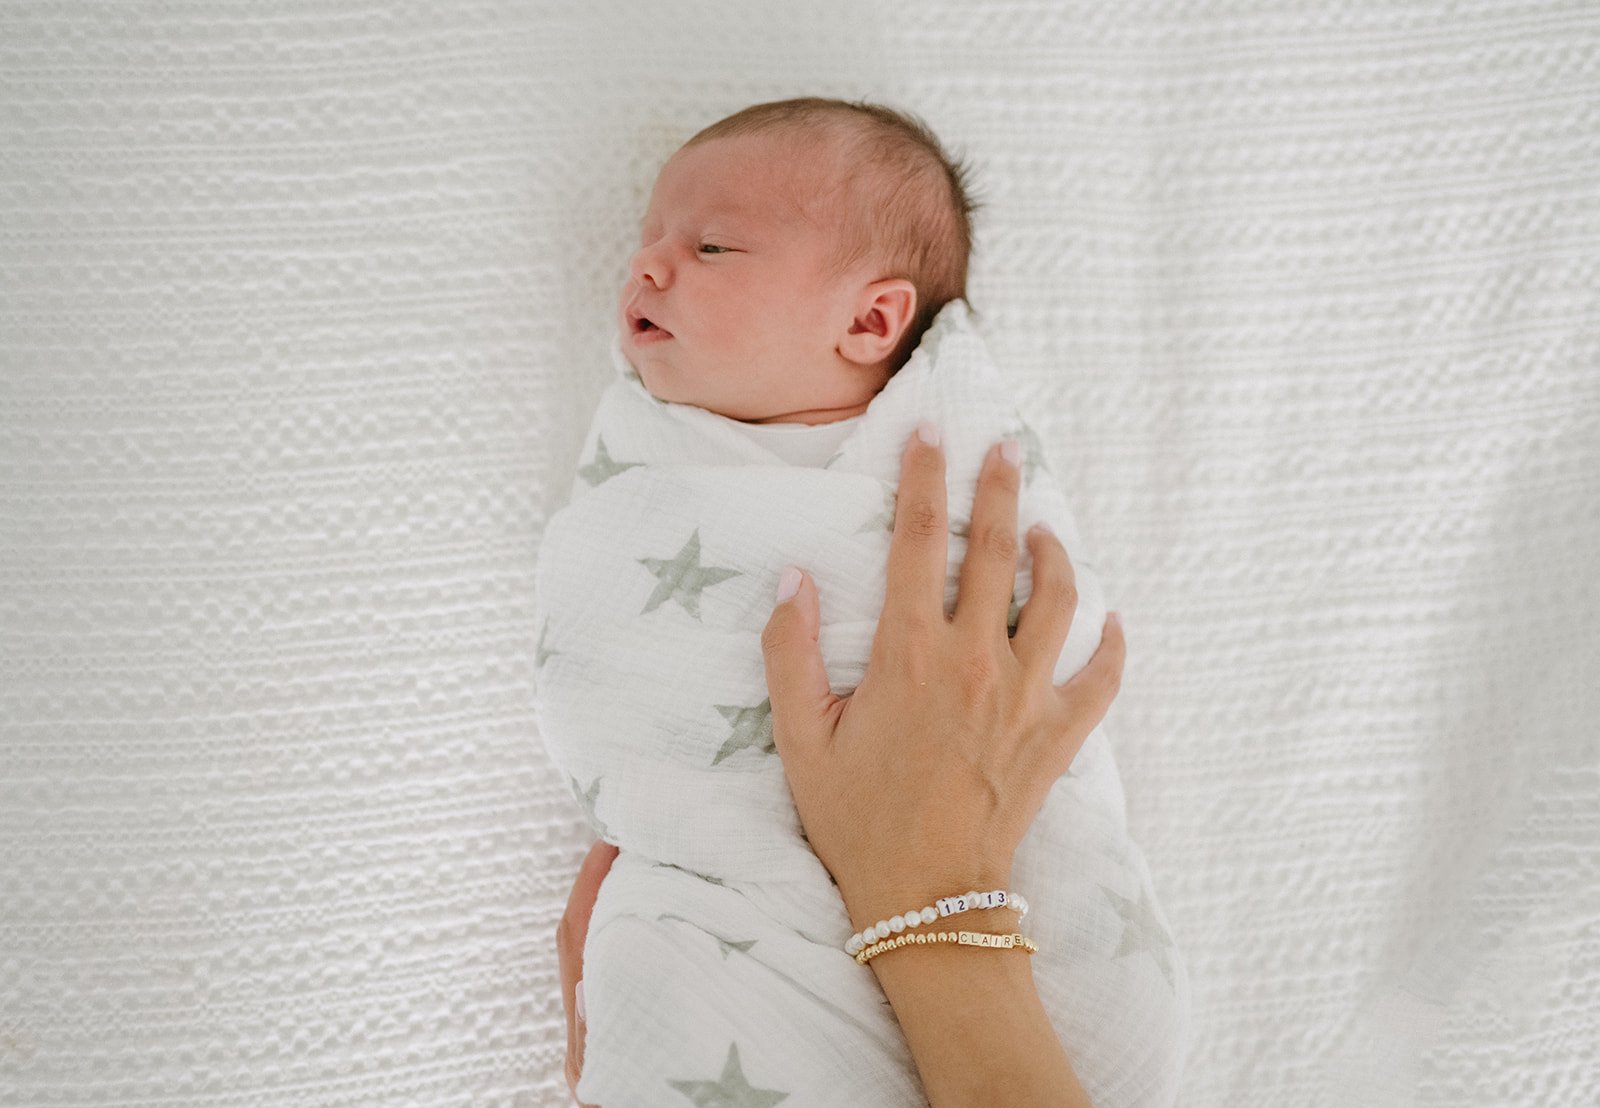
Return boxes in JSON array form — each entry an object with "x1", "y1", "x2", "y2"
[{"x1": 1, "y1": 2, "x2": 1595, "y2": 1105}]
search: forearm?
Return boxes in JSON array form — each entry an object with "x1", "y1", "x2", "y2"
[{"x1": 854, "y1": 901, "x2": 1092, "y2": 1107}]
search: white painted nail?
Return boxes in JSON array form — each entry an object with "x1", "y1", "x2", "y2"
[
  {"x1": 576, "y1": 978, "x2": 586, "y2": 1023},
  {"x1": 774, "y1": 565, "x2": 801, "y2": 605}
]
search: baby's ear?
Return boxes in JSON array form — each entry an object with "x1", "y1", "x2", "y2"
[{"x1": 844, "y1": 280, "x2": 917, "y2": 365}]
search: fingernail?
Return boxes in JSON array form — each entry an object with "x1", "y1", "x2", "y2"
[
  {"x1": 1109, "y1": 611, "x2": 1121, "y2": 625},
  {"x1": 774, "y1": 565, "x2": 801, "y2": 605},
  {"x1": 915, "y1": 420, "x2": 941, "y2": 447},
  {"x1": 576, "y1": 978, "x2": 586, "y2": 1023},
  {"x1": 999, "y1": 439, "x2": 1021, "y2": 469},
  {"x1": 1029, "y1": 520, "x2": 1053, "y2": 538}
]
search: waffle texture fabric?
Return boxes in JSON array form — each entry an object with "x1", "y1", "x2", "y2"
[
  {"x1": 533, "y1": 300, "x2": 1192, "y2": 1106},
  {"x1": 5, "y1": 3, "x2": 1598, "y2": 1105}
]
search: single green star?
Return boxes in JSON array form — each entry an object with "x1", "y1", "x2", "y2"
[
  {"x1": 665, "y1": 1042, "x2": 789, "y2": 1106},
  {"x1": 622, "y1": 367, "x2": 668, "y2": 406},
  {"x1": 637, "y1": 528, "x2": 743, "y2": 619},
  {"x1": 857, "y1": 485, "x2": 897, "y2": 534},
  {"x1": 1102, "y1": 880, "x2": 1180, "y2": 993},
  {"x1": 577, "y1": 434, "x2": 645, "y2": 488},
  {"x1": 536, "y1": 618, "x2": 558, "y2": 668},
  {"x1": 1011, "y1": 419, "x2": 1052, "y2": 485},
  {"x1": 569, "y1": 774, "x2": 611, "y2": 840},
  {"x1": 710, "y1": 699, "x2": 775, "y2": 766},
  {"x1": 655, "y1": 914, "x2": 759, "y2": 960},
  {"x1": 649, "y1": 861, "x2": 728, "y2": 888}
]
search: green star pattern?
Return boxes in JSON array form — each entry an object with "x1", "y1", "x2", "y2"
[
  {"x1": 578, "y1": 434, "x2": 644, "y2": 488},
  {"x1": 638, "y1": 528, "x2": 742, "y2": 619},
  {"x1": 1101, "y1": 880, "x2": 1180, "y2": 993},
  {"x1": 536, "y1": 619, "x2": 557, "y2": 668},
  {"x1": 665, "y1": 1042, "x2": 789, "y2": 1106},
  {"x1": 568, "y1": 774, "x2": 611, "y2": 840},
  {"x1": 655, "y1": 914, "x2": 759, "y2": 960},
  {"x1": 709, "y1": 698, "x2": 775, "y2": 766}
]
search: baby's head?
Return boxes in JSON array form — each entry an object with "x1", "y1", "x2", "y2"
[{"x1": 618, "y1": 97, "x2": 984, "y2": 425}]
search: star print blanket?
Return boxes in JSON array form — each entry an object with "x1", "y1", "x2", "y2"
[{"x1": 533, "y1": 299, "x2": 1191, "y2": 1106}]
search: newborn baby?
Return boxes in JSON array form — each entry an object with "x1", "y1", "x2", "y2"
[{"x1": 535, "y1": 97, "x2": 1190, "y2": 1106}]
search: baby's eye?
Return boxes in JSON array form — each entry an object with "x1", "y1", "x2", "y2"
[{"x1": 699, "y1": 243, "x2": 730, "y2": 255}]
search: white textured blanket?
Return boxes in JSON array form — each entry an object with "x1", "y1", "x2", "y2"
[
  {"x1": 534, "y1": 301, "x2": 1191, "y2": 1106},
  {"x1": 8, "y1": 6, "x2": 1595, "y2": 1106}
]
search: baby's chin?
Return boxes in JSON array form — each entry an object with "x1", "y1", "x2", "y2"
[
  {"x1": 627, "y1": 354, "x2": 694, "y2": 407},
  {"x1": 625, "y1": 349, "x2": 845, "y2": 424}
]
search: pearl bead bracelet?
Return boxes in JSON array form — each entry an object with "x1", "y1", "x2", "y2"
[{"x1": 845, "y1": 889, "x2": 1029, "y2": 956}]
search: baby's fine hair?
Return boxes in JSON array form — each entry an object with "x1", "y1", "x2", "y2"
[{"x1": 681, "y1": 96, "x2": 986, "y2": 378}]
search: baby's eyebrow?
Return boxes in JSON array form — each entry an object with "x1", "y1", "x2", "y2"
[{"x1": 639, "y1": 205, "x2": 759, "y2": 230}]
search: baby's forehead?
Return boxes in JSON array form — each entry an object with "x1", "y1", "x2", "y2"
[{"x1": 693, "y1": 137, "x2": 841, "y2": 205}]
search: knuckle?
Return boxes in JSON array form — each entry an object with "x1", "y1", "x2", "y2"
[
  {"x1": 759, "y1": 620, "x2": 778, "y2": 653},
  {"x1": 1060, "y1": 579, "x2": 1080, "y2": 610},
  {"x1": 1030, "y1": 525, "x2": 1074, "y2": 567},
  {"x1": 1032, "y1": 573, "x2": 1077, "y2": 616},
  {"x1": 956, "y1": 649, "x2": 1001, "y2": 704},
  {"x1": 1091, "y1": 654, "x2": 1122, "y2": 699},
  {"x1": 760, "y1": 618, "x2": 798, "y2": 655},
  {"x1": 976, "y1": 524, "x2": 1018, "y2": 562},
  {"x1": 1049, "y1": 560, "x2": 1079, "y2": 606},
  {"x1": 1102, "y1": 644, "x2": 1125, "y2": 691},
  {"x1": 897, "y1": 609, "x2": 942, "y2": 646},
  {"x1": 904, "y1": 500, "x2": 942, "y2": 539}
]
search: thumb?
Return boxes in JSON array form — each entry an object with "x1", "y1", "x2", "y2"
[{"x1": 760, "y1": 566, "x2": 834, "y2": 749}]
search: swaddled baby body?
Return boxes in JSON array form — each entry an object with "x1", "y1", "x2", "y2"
[{"x1": 535, "y1": 100, "x2": 1190, "y2": 1106}]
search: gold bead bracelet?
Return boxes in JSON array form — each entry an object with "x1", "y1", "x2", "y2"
[{"x1": 855, "y1": 929, "x2": 1039, "y2": 966}]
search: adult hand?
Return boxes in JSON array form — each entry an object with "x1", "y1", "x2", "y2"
[
  {"x1": 556, "y1": 837, "x2": 618, "y2": 1107},
  {"x1": 759, "y1": 423, "x2": 1125, "y2": 931}
]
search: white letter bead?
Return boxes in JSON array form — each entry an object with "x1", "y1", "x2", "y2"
[{"x1": 889, "y1": 915, "x2": 905, "y2": 933}]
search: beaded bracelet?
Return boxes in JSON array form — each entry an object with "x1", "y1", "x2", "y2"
[
  {"x1": 845, "y1": 888, "x2": 1029, "y2": 957},
  {"x1": 857, "y1": 929, "x2": 1038, "y2": 966}
]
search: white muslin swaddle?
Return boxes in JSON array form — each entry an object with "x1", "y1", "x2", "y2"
[{"x1": 534, "y1": 300, "x2": 1191, "y2": 1106}]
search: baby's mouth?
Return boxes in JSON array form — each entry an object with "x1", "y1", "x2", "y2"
[{"x1": 635, "y1": 318, "x2": 671, "y2": 336}]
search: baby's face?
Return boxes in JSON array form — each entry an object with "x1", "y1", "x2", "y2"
[{"x1": 618, "y1": 133, "x2": 883, "y2": 425}]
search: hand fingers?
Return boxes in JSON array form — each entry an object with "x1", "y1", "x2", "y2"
[
  {"x1": 1046, "y1": 612, "x2": 1126, "y2": 772},
  {"x1": 558, "y1": 840, "x2": 619, "y2": 1107},
  {"x1": 1009, "y1": 524, "x2": 1078, "y2": 686},
  {"x1": 952, "y1": 440, "x2": 1023, "y2": 645},
  {"x1": 760, "y1": 566, "x2": 835, "y2": 753},
  {"x1": 560, "y1": 839, "x2": 620, "y2": 944},
  {"x1": 558, "y1": 908, "x2": 581, "y2": 1099},
  {"x1": 880, "y1": 422, "x2": 949, "y2": 638}
]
